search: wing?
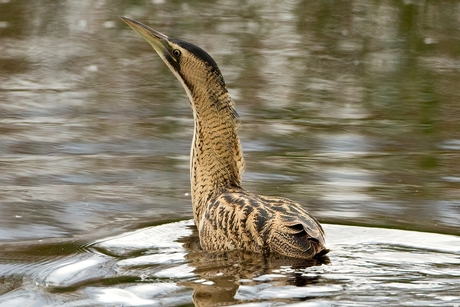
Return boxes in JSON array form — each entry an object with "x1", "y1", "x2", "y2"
[
  {"x1": 199, "y1": 190, "x2": 328, "y2": 259},
  {"x1": 258, "y1": 195, "x2": 328, "y2": 259},
  {"x1": 198, "y1": 190, "x2": 269, "y2": 253}
]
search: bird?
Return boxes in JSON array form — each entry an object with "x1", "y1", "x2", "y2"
[{"x1": 121, "y1": 17, "x2": 329, "y2": 259}]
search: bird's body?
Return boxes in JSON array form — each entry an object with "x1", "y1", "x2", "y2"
[
  {"x1": 200, "y1": 188, "x2": 327, "y2": 258},
  {"x1": 121, "y1": 17, "x2": 328, "y2": 259}
]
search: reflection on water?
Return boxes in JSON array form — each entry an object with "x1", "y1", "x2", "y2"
[
  {"x1": 1, "y1": 0, "x2": 460, "y2": 305},
  {"x1": 1, "y1": 221, "x2": 460, "y2": 306}
]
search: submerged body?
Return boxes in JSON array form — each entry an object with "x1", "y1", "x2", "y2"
[{"x1": 121, "y1": 17, "x2": 328, "y2": 259}]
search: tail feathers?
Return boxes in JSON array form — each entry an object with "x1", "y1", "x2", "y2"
[{"x1": 269, "y1": 222, "x2": 328, "y2": 259}]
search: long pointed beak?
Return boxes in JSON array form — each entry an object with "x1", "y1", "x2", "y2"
[{"x1": 120, "y1": 17, "x2": 170, "y2": 56}]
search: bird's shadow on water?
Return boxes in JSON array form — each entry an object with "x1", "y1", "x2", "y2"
[{"x1": 177, "y1": 224, "x2": 331, "y2": 306}]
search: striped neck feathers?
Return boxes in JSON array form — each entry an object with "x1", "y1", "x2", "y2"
[{"x1": 186, "y1": 74, "x2": 245, "y2": 225}]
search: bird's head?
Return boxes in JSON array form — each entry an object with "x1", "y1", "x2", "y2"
[{"x1": 121, "y1": 17, "x2": 226, "y2": 99}]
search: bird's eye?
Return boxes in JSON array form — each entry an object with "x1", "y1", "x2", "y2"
[{"x1": 172, "y1": 49, "x2": 181, "y2": 57}]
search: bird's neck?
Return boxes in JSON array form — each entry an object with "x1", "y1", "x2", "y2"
[{"x1": 188, "y1": 89, "x2": 244, "y2": 229}]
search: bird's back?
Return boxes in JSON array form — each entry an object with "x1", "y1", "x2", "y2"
[{"x1": 199, "y1": 188, "x2": 328, "y2": 259}]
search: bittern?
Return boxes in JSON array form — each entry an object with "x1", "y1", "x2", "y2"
[{"x1": 121, "y1": 17, "x2": 328, "y2": 259}]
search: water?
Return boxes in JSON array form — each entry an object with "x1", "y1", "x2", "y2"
[
  {"x1": 1, "y1": 221, "x2": 460, "y2": 306},
  {"x1": 1, "y1": 0, "x2": 460, "y2": 306}
]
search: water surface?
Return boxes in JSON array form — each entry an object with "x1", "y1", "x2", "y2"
[{"x1": 1, "y1": 1, "x2": 460, "y2": 306}]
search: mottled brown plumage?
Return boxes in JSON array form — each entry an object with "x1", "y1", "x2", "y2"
[{"x1": 121, "y1": 17, "x2": 328, "y2": 259}]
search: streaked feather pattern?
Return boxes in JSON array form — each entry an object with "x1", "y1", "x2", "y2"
[
  {"x1": 121, "y1": 17, "x2": 328, "y2": 259},
  {"x1": 199, "y1": 188, "x2": 328, "y2": 259}
]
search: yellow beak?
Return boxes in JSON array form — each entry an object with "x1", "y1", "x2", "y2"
[{"x1": 120, "y1": 17, "x2": 170, "y2": 57}]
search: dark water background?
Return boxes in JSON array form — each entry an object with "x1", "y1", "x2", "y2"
[{"x1": 1, "y1": 1, "x2": 460, "y2": 306}]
